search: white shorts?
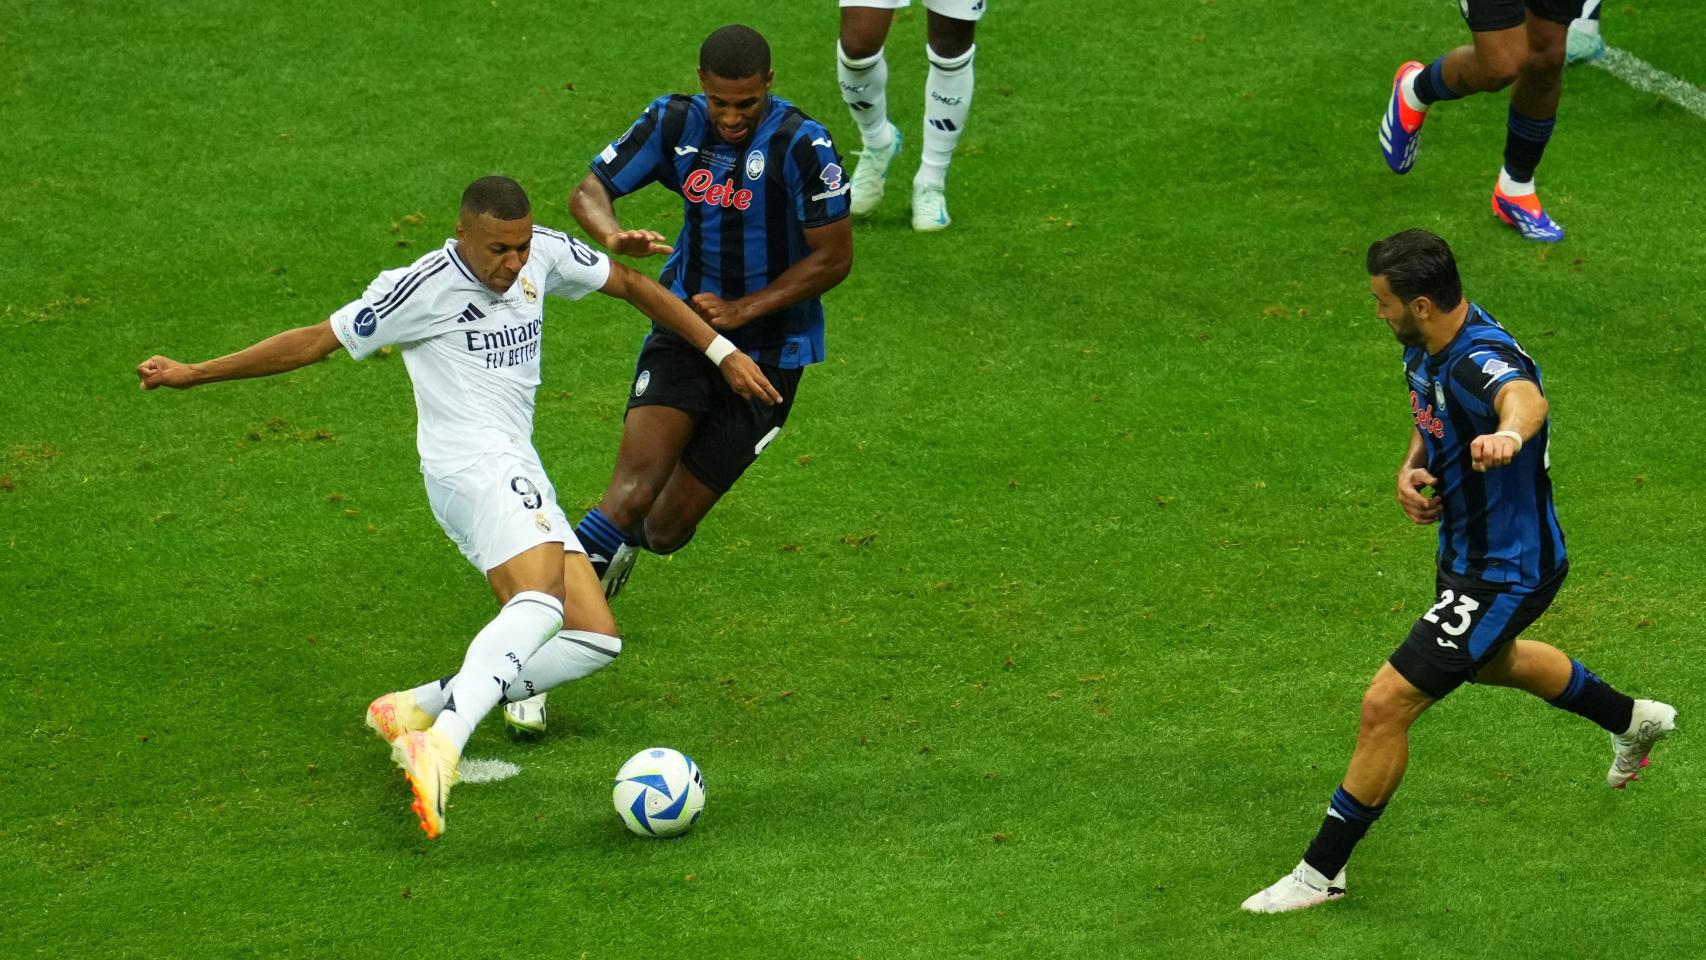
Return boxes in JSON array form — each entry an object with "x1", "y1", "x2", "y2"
[
  {"x1": 423, "y1": 449, "x2": 581, "y2": 573},
  {"x1": 839, "y1": 0, "x2": 987, "y2": 21}
]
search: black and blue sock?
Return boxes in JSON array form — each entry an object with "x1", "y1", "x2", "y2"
[
  {"x1": 1502, "y1": 108, "x2": 1557, "y2": 185},
  {"x1": 575, "y1": 508, "x2": 629, "y2": 578},
  {"x1": 1413, "y1": 55, "x2": 1464, "y2": 106},
  {"x1": 1548, "y1": 659, "x2": 1634, "y2": 734},
  {"x1": 1302, "y1": 785, "x2": 1386, "y2": 881}
]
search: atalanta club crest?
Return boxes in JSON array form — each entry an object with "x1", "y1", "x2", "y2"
[
  {"x1": 745, "y1": 150, "x2": 765, "y2": 181},
  {"x1": 634, "y1": 370, "x2": 650, "y2": 397}
]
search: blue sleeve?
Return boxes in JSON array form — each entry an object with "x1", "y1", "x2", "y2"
[
  {"x1": 591, "y1": 97, "x2": 670, "y2": 199},
  {"x1": 1450, "y1": 345, "x2": 1535, "y2": 417},
  {"x1": 786, "y1": 121, "x2": 850, "y2": 228}
]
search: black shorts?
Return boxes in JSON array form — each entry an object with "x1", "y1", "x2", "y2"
[
  {"x1": 625, "y1": 332, "x2": 803, "y2": 495},
  {"x1": 1460, "y1": 0, "x2": 1586, "y2": 32},
  {"x1": 1388, "y1": 563, "x2": 1568, "y2": 699}
]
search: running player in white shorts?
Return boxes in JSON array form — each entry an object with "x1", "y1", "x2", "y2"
[
  {"x1": 836, "y1": 0, "x2": 986, "y2": 231},
  {"x1": 136, "y1": 176, "x2": 780, "y2": 839}
]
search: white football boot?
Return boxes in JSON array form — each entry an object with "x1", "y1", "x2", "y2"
[
  {"x1": 1607, "y1": 699, "x2": 1677, "y2": 788},
  {"x1": 911, "y1": 182, "x2": 952, "y2": 232},
  {"x1": 849, "y1": 124, "x2": 902, "y2": 218},
  {"x1": 601, "y1": 543, "x2": 638, "y2": 600},
  {"x1": 1241, "y1": 860, "x2": 1347, "y2": 913},
  {"x1": 502, "y1": 691, "x2": 550, "y2": 740},
  {"x1": 1565, "y1": 24, "x2": 1606, "y2": 66}
]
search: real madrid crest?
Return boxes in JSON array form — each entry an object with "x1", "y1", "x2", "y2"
[
  {"x1": 534, "y1": 512, "x2": 552, "y2": 533},
  {"x1": 521, "y1": 276, "x2": 538, "y2": 304},
  {"x1": 745, "y1": 149, "x2": 765, "y2": 181}
]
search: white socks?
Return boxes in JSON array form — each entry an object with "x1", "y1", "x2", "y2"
[
  {"x1": 838, "y1": 42, "x2": 893, "y2": 150},
  {"x1": 1400, "y1": 71, "x2": 1428, "y2": 115},
  {"x1": 407, "y1": 628, "x2": 621, "y2": 721},
  {"x1": 409, "y1": 675, "x2": 453, "y2": 715},
  {"x1": 1498, "y1": 167, "x2": 1536, "y2": 197},
  {"x1": 432, "y1": 591, "x2": 562, "y2": 754},
  {"x1": 1576, "y1": 0, "x2": 1602, "y2": 33},
  {"x1": 505, "y1": 630, "x2": 623, "y2": 702},
  {"x1": 839, "y1": 39, "x2": 977, "y2": 183},
  {"x1": 918, "y1": 43, "x2": 975, "y2": 188}
]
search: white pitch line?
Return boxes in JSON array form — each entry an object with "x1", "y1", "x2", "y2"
[
  {"x1": 459, "y1": 758, "x2": 521, "y2": 784},
  {"x1": 1593, "y1": 47, "x2": 1706, "y2": 121}
]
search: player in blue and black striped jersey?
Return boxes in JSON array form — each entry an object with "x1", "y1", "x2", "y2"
[
  {"x1": 1244, "y1": 230, "x2": 1677, "y2": 913},
  {"x1": 507, "y1": 25, "x2": 850, "y2": 736},
  {"x1": 1400, "y1": 289, "x2": 1566, "y2": 587},
  {"x1": 570, "y1": 27, "x2": 850, "y2": 587}
]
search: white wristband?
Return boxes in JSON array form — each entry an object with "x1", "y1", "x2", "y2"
[
  {"x1": 1494, "y1": 429, "x2": 1523, "y2": 452},
  {"x1": 704, "y1": 335, "x2": 737, "y2": 366}
]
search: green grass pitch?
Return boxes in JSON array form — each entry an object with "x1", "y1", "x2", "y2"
[{"x1": 4, "y1": 1, "x2": 1703, "y2": 957}]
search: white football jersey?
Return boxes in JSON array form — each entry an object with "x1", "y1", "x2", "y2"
[{"x1": 329, "y1": 227, "x2": 611, "y2": 475}]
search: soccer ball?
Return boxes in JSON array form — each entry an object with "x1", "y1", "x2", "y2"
[{"x1": 612, "y1": 747, "x2": 705, "y2": 838}]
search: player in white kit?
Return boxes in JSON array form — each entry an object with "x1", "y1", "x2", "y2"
[
  {"x1": 836, "y1": 0, "x2": 986, "y2": 231},
  {"x1": 136, "y1": 176, "x2": 780, "y2": 839}
]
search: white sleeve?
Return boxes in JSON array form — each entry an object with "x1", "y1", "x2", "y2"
[
  {"x1": 328, "y1": 254, "x2": 453, "y2": 360},
  {"x1": 535, "y1": 228, "x2": 611, "y2": 301}
]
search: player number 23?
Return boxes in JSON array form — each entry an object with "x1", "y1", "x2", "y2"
[{"x1": 1423, "y1": 589, "x2": 1481, "y2": 637}]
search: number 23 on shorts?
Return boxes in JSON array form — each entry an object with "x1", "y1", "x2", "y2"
[{"x1": 1422, "y1": 588, "x2": 1482, "y2": 647}]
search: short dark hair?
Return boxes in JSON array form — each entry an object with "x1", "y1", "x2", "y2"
[
  {"x1": 1366, "y1": 229, "x2": 1462, "y2": 310},
  {"x1": 699, "y1": 24, "x2": 770, "y2": 80},
  {"x1": 460, "y1": 175, "x2": 531, "y2": 220}
]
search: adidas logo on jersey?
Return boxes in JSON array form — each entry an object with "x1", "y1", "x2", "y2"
[{"x1": 455, "y1": 303, "x2": 487, "y2": 324}]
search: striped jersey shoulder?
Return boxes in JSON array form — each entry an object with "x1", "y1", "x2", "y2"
[
  {"x1": 756, "y1": 101, "x2": 809, "y2": 147},
  {"x1": 369, "y1": 249, "x2": 455, "y2": 319},
  {"x1": 1464, "y1": 304, "x2": 1517, "y2": 338},
  {"x1": 1458, "y1": 320, "x2": 1528, "y2": 364},
  {"x1": 657, "y1": 93, "x2": 699, "y2": 129},
  {"x1": 1474, "y1": 326, "x2": 1522, "y2": 352},
  {"x1": 529, "y1": 224, "x2": 602, "y2": 262},
  {"x1": 768, "y1": 104, "x2": 843, "y2": 181},
  {"x1": 779, "y1": 103, "x2": 833, "y2": 141}
]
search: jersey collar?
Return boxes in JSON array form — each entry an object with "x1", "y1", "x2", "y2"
[
  {"x1": 445, "y1": 239, "x2": 480, "y2": 285},
  {"x1": 1426, "y1": 302, "x2": 1482, "y2": 364}
]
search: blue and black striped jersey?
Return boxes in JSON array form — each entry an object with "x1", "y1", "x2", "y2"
[
  {"x1": 591, "y1": 93, "x2": 849, "y2": 369},
  {"x1": 1403, "y1": 304, "x2": 1567, "y2": 586}
]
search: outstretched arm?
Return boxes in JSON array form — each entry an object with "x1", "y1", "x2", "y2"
[
  {"x1": 687, "y1": 217, "x2": 853, "y2": 331},
  {"x1": 137, "y1": 320, "x2": 342, "y2": 390},
  {"x1": 570, "y1": 174, "x2": 674, "y2": 259},
  {"x1": 598, "y1": 261, "x2": 782, "y2": 406},
  {"x1": 1470, "y1": 379, "x2": 1548, "y2": 472}
]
